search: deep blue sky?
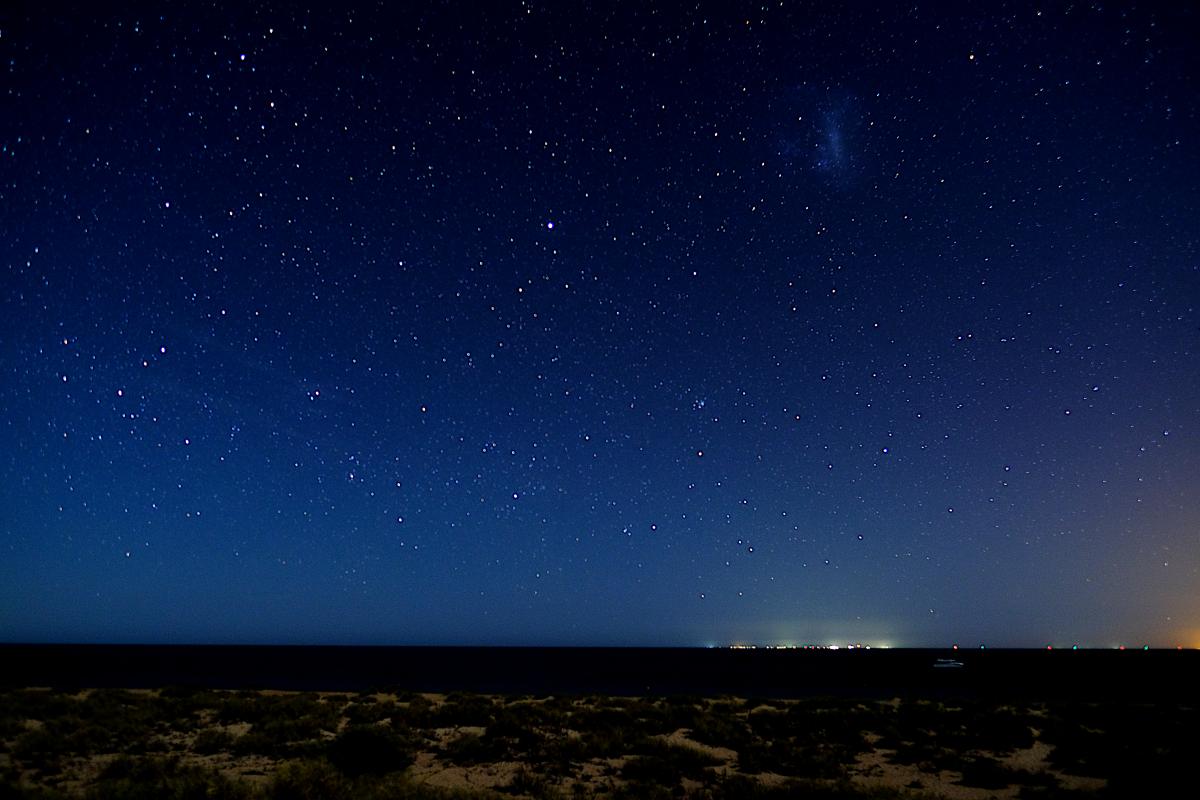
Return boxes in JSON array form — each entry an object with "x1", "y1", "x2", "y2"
[{"x1": 2, "y1": 2, "x2": 1197, "y2": 647}]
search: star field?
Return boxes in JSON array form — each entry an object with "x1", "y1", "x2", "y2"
[{"x1": 1, "y1": 3, "x2": 1198, "y2": 647}]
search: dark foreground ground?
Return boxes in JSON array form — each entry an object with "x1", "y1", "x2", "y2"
[{"x1": 1, "y1": 684, "x2": 1196, "y2": 799}]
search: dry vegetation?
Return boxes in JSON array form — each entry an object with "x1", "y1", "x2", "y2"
[{"x1": 0, "y1": 686, "x2": 1191, "y2": 799}]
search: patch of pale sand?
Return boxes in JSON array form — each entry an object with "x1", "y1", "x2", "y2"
[
  {"x1": 411, "y1": 751, "x2": 440, "y2": 771},
  {"x1": 659, "y1": 729, "x2": 737, "y2": 765},
  {"x1": 192, "y1": 752, "x2": 282, "y2": 784},
  {"x1": 1001, "y1": 739, "x2": 1053, "y2": 772},
  {"x1": 680, "y1": 775, "x2": 720, "y2": 794},
  {"x1": 569, "y1": 757, "x2": 628, "y2": 795},
  {"x1": 505, "y1": 695, "x2": 555, "y2": 705},
  {"x1": 220, "y1": 721, "x2": 254, "y2": 738},
  {"x1": 411, "y1": 740, "x2": 618, "y2": 795},
  {"x1": 337, "y1": 691, "x2": 435, "y2": 712},
  {"x1": 158, "y1": 723, "x2": 285, "y2": 784},
  {"x1": 159, "y1": 728, "x2": 193, "y2": 751},
  {"x1": 254, "y1": 689, "x2": 354, "y2": 698},
  {"x1": 47, "y1": 753, "x2": 122, "y2": 796},
  {"x1": 746, "y1": 771, "x2": 792, "y2": 788},
  {"x1": 408, "y1": 752, "x2": 525, "y2": 792},
  {"x1": 575, "y1": 756, "x2": 625, "y2": 781},
  {"x1": 430, "y1": 725, "x2": 486, "y2": 747},
  {"x1": 851, "y1": 748, "x2": 1022, "y2": 800},
  {"x1": 936, "y1": 773, "x2": 1024, "y2": 800},
  {"x1": 998, "y1": 740, "x2": 1106, "y2": 793},
  {"x1": 243, "y1": 689, "x2": 440, "y2": 705}
]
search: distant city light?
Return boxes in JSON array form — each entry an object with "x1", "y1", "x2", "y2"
[
  {"x1": 717, "y1": 640, "x2": 1186, "y2": 651},
  {"x1": 725, "y1": 642, "x2": 874, "y2": 651}
]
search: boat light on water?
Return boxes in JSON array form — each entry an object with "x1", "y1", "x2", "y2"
[{"x1": 932, "y1": 658, "x2": 965, "y2": 669}]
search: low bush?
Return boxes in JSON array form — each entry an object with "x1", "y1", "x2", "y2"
[
  {"x1": 232, "y1": 731, "x2": 279, "y2": 757},
  {"x1": 737, "y1": 738, "x2": 849, "y2": 780},
  {"x1": 345, "y1": 700, "x2": 397, "y2": 725},
  {"x1": 503, "y1": 767, "x2": 554, "y2": 798},
  {"x1": 429, "y1": 694, "x2": 494, "y2": 728},
  {"x1": 440, "y1": 731, "x2": 509, "y2": 765},
  {"x1": 86, "y1": 756, "x2": 250, "y2": 800},
  {"x1": 262, "y1": 759, "x2": 347, "y2": 800},
  {"x1": 191, "y1": 728, "x2": 235, "y2": 754},
  {"x1": 689, "y1": 708, "x2": 750, "y2": 750},
  {"x1": 326, "y1": 725, "x2": 413, "y2": 777},
  {"x1": 621, "y1": 740, "x2": 722, "y2": 785}
]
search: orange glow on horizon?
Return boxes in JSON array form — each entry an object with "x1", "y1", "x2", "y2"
[{"x1": 1182, "y1": 628, "x2": 1200, "y2": 650}]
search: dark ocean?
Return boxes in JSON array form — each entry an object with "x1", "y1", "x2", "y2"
[{"x1": 2, "y1": 645, "x2": 1195, "y2": 703}]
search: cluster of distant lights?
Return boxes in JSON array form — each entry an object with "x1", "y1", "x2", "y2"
[
  {"x1": 718, "y1": 643, "x2": 1195, "y2": 650},
  {"x1": 951, "y1": 643, "x2": 1192, "y2": 652},
  {"x1": 725, "y1": 644, "x2": 879, "y2": 650}
]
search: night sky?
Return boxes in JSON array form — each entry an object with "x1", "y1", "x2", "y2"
[{"x1": 2, "y1": 3, "x2": 1198, "y2": 648}]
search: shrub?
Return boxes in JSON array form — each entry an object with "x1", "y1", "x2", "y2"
[
  {"x1": 741, "y1": 736, "x2": 853, "y2": 780},
  {"x1": 621, "y1": 740, "x2": 721, "y2": 785},
  {"x1": 575, "y1": 721, "x2": 647, "y2": 760},
  {"x1": 264, "y1": 760, "x2": 347, "y2": 800},
  {"x1": 191, "y1": 728, "x2": 235, "y2": 755},
  {"x1": 86, "y1": 756, "x2": 250, "y2": 800},
  {"x1": 746, "y1": 708, "x2": 791, "y2": 740},
  {"x1": 957, "y1": 704, "x2": 1036, "y2": 753},
  {"x1": 345, "y1": 700, "x2": 397, "y2": 725},
  {"x1": 689, "y1": 709, "x2": 750, "y2": 750},
  {"x1": 441, "y1": 731, "x2": 508, "y2": 766},
  {"x1": 326, "y1": 726, "x2": 413, "y2": 777},
  {"x1": 430, "y1": 694, "x2": 494, "y2": 727},
  {"x1": 232, "y1": 730, "x2": 280, "y2": 756},
  {"x1": 659, "y1": 697, "x2": 702, "y2": 730},
  {"x1": 503, "y1": 767, "x2": 553, "y2": 798},
  {"x1": 11, "y1": 728, "x2": 74, "y2": 772},
  {"x1": 487, "y1": 709, "x2": 547, "y2": 756},
  {"x1": 390, "y1": 694, "x2": 434, "y2": 727}
]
